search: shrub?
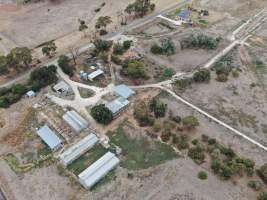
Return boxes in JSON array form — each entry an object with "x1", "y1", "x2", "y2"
[
  {"x1": 188, "y1": 145, "x2": 205, "y2": 164},
  {"x1": 90, "y1": 104, "x2": 113, "y2": 125},
  {"x1": 182, "y1": 116, "x2": 199, "y2": 130},
  {"x1": 149, "y1": 98, "x2": 167, "y2": 118},
  {"x1": 123, "y1": 40, "x2": 132, "y2": 50},
  {"x1": 257, "y1": 163, "x2": 267, "y2": 184},
  {"x1": 151, "y1": 44, "x2": 163, "y2": 54},
  {"x1": 151, "y1": 38, "x2": 176, "y2": 56},
  {"x1": 93, "y1": 39, "x2": 113, "y2": 53},
  {"x1": 113, "y1": 43, "x2": 125, "y2": 55},
  {"x1": 182, "y1": 33, "x2": 220, "y2": 50},
  {"x1": 247, "y1": 180, "x2": 262, "y2": 191},
  {"x1": 193, "y1": 68, "x2": 211, "y2": 82},
  {"x1": 99, "y1": 29, "x2": 108, "y2": 35},
  {"x1": 111, "y1": 55, "x2": 122, "y2": 65},
  {"x1": 134, "y1": 100, "x2": 154, "y2": 127},
  {"x1": 153, "y1": 120, "x2": 161, "y2": 132},
  {"x1": 198, "y1": 171, "x2": 208, "y2": 180},
  {"x1": 163, "y1": 68, "x2": 174, "y2": 78},
  {"x1": 124, "y1": 59, "x2": 147, "y2": 79},
  {"x1": 258, "y1": 192, "x2": 267, "y2": 200},
  {"x1": 58, "y1": 55, "x2": 74, "y2": 76},
  {"x1": 216, "y1": 73, "x2": 228, "y2": 82},
  {"x1": 174, "y1": 78, "x2": 192, "y2": 91},
  {"x1": 176, "y1": 134, "x2": 189, "y2": 150},
  {"x1": 171, "y1": 115, "x2": 181, "y2": 124}
]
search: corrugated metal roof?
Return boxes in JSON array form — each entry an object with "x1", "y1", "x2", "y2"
[
  {"x1": 88, "y1": 69, "x2": 104, "y2": 80},
  {"x1": 59, "y1": 133, "x2": 98, "y2": 166},
  {"x1": 78, "y1": 152, "x2": 119, "y2": 189},
  {"x1": 37, "y1": 125, "x2": 62, "y2": 150},
  {"x1": 114, "y1": 84, "x2": 135, "y2": 99},
  {"x1": 177, "y1": 9, "x2": 190, "y2": 19},
  {"x1": 53, "y1": 81, "x2": 70, "y2": 92},
  {"x1": 63, "y1": 110, "x2": 88, "y2": 132},
  {"x1": 106, "y1": 97, "x2": 129, "y2": 115}
]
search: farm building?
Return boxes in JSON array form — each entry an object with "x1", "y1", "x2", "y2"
[
  {"x1": 59, "y1": 133, "x2": 99, "y2": 166},
  {"x1": 177, "y1": 9, "x2": 191, "y2": 22},
  {"x1": 106, "y1": 97, "x2": 130, "y2": 116},
  {"x1": 37, "y1": 125, "x2": 63, "y2": 151},
  {"x1": 53, "y1": 81, "x2": 72, "y2": 95},
  {"x1": 26, "y1": 90, "x2": 36, "y2": 98},
  {"x1": 88, "y1": 69, "x2": 104, "y2": 81},
  {"x1": 78, "y1": 152, "x2": 120, "y2": 190},
  {"x1": 114, "y1": 84, "x2": 135, "y2": 99},
  {"x1": 63, "y1": 110, "x2": 89, "y2": 133}
]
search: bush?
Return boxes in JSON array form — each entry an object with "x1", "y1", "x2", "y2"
[
  {"x1": 163, "y1": 68, "x2": 174, "y2": 78},
  {"x1": 182, "y1": 33, "x2": 220, "y2": 50},
  {"x1": 171, "y1": 115, "x2": 181, "y2": 124},
  {"x1": 151, "y1": 44, "x2": 163, "y2": 54},
  {"x1": 198, "y1": 171, "x2": 208, "y2": 180},
  {"x1": 123, "y1": 40, "x2": 132, "y2": 50},
  {"x1": 90, "y1": 104, "x2": 113, "y2": 125},
  {"x1": 153, "y1": 120, "x2": 161, "y2": 132},
  {"x1": 182, "y1": 116, "x2": 199, "y2": 130},
  {"x1": 58, "y1": 55, "x2": 74, "y2": 76},
  {"x1": 257, "y1": 163, "x2": 267, "y2": 184},
  {"x1": 176, "y1": 134, "x2": 189, "y2": 150},
  {"x1": 111, "y1": 55, "x2": 122, "y2": 65},
  {"x1": 174, "y1": 78, "x2": 192, "y2": 91},
  {"x1": 193, "y1": 68, "x2": 211, "y2": 82},
  {"x1": 124, "y1": 59, "x2": 147, "y2": 79},
  {"x1": 188, "y1": 145, "x2": 205, "y2": 164},
  {"x1": 134, "y1": 100, "x2": 154, "y2": 127},
  {"x1": 93, "y1": 39, "x2": 113, "y2": 53},
  {"x1": 258, "y1": 192, "x2": 267, "y2": 200},
  {"x1": 113, "y1": 43, "x2": 125, "y2": 55},
  {"x1": 216, "y1": 73, "x2": 228, "y2": 82},
  {"x1": 247, "y1": 180, "x2": 262, "y2": 191},
  {"x1": 99, "y1": 29, "x2": 108, "y2": 35},
  {"x1": 149, "y1": 98, "x2": 167, "y2": 118}
]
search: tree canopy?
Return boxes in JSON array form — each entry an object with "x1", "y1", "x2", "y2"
[{"x1": 91, "y1": 104, "x2": 113, "y2": 125}]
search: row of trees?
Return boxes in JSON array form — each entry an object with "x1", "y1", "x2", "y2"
[
  {"x1": 181, "y1": 33, "x2": 220, "y2": 50},
  {"x1": 0, "y1": 65, "x2": 57, "y2": 108},
  {"x1": 0, "y1": 47, "x2": 32, "y2": 75}
]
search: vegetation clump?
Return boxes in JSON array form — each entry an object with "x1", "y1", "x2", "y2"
[
  {"x1": 198, "y1": 171, "x2": 208, "y2": 180},
  {"x1": 91, "y1": 104, "x2": 113, "y2": 125},
  {"x1": 122, "y1": 59, "x2": 148, "y2": 79},
  {"x1": 151, "y1": 38, "x2": 176, "y2": 56}
]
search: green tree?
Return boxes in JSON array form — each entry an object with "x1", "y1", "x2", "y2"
[
  {"x1": 182, "y1": 116, "x2": 199, "y2": 130},
  {"x1": 124, "y1": 59, "x2": 147, "y2": 79},
  {"x1": 134, "y1": 100, "x2": 154, "y2": 126},
  {"x1": 95, "y1": 16, "x2": 112, "y2": 31},
  {"x1": 6, "y1": 47, "x2": 32, "y2": 70},
  {"x1": 90, "y1": 104, "x2": 113, "y2": 125},
  {"x1": 198, "y1": 171, "x2": 208, "y2": 180},
  {"x1": 149, "y1": 97, "x2": 167, "y2": 118},
  {"x1": 258, "y1": 192, "x2": 267, "y2": 200},
  {"x1": 125, "y1": 0, "x2": 155, "y2": 18},
  {"x1": 0, "y1": 55, "x2": 8, "y2": 75},
  {"x1": 42, "y1": 41, "x2": 57, "y2": 58},
  {"x1": 58, "y1": 55, "x2": 75, "y2": 76},
  {"x1": 123, "y1": 40, "x2": 132, "y2": 50},
  {"x1": 93, "y1": 39, "x2": 113, "y2": 53},
  {"x1": 160, "y1": 37, "x2": 176, "y2": 55},
  {"x1": 258, "y1": 163, "x2": 267, "y2": 184},
  {"x1": 113, "y1": 43, "x2": 125, "y2": 55},
  {"x1": 193, "y1": 68, "x2": 211, "y2": 82},
  {"x1": 78, "y1": 19, "x2": 88, "y2": 36}
]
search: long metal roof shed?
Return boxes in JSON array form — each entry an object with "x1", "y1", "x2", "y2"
[
  {"x1": 59, "y1": 134, "x2": 99, "y2": 166},
  {"x1": 63, "y1": 110, "x2": 89, "y2": 132},
  {"x1": 114, "y1": 84, "x2": 135, "y2": 99},
  {"x1": 88, "y1": 69, "x2": 104, "y2": 81},
  {"x1": 78, "y1": 151, "x2": 120, "y2": 190},
  {"x1": 37, "y1": 125, "x2": 62, "y2": 151},
  {"x1": 106, "y1": 97, "x2": 130, "y2": 116}
]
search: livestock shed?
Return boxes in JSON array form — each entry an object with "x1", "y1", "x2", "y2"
[
  {"x1": 88, "y1": 69, "x2": 104, "y2": 81},
  {"x1": 106, "y1": 97, "x2": 130, "y2": 116},
  {"x1": 37, "y1": 125, "x2": 63, "y2": 151},
  {"x1": 78, "y1": 152, "x2": 120, "y2": 190},
  {"x1": 114, "y1": 84, "x2": 135, "y2": 99},
  {"x1": 59, "y1": 133, "x2": 99, "y2": 166},
  {"x1": 63, "y1": 110, "x2": 89, "y2": 133}
]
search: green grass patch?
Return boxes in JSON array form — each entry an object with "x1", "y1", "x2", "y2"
[
  {"x1": 78, "y1": 87, "x2": 95, "y2": 98},
  {"x1": 198, "y1": 19, "x2": 209, "y2": 25},
  {"x1": 109, "y1": 125, "x2": 178, "y2": 170},
  {"x1": 67, "y1": 145, "x2": 108, "y2": 176},
  {"x1": 254, "y1": 59, "x2": 266, "y2": 72}
]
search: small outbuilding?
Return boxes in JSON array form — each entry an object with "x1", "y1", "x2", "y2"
[
  {"x1": 26, "y1": 90, "x2": 36, "y2": 98},
  {"x1": 59, "y1": 133, "x2": 99, "y2": 166},
  {"x1": 177, "y1": 9, "x2": 191, "y2": 22},
  {"x1": 53, "y1": 81, "x2": 72, "y2": 95},
  {"x1": 37, "y1": 125, "x2": 63, "y2": 151},
  {"x1": 88, "y1": 69, "x2": 104, "y2": 81},
  {"x1": 78, "y1": 151, "x2": 120, "y2": 190},
  {"x1": 63, "y1": 110, "x2": 89, "y2": 133},
  {"x1": 114, "y1": 84, "x2": 135, "y2": 99},
  {"x1": 106, "y1": 97, "x2": 130, "y2": 117}
]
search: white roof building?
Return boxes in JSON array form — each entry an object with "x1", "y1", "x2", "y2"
[
  {"x1": 26, "y1": 90, "x2": 36, "y2": 98},
  {"x1": 59, "y1": 134, "x2": 99, "y2": 166},
  {"x1": 106, "y1": 97, "x2": 130, "y2": 116},
  {"x1": 88, "y1": 69, "x2": 104, "y2": 81},
  {"x1": 63, "y1": 110, "x2": 89, "y2": 133},
  {"x1": 53, "y1": 81, "x2": 71, "y2": 94},
  {"x1": 37, "y1": 125, "x2": 63, "y2": 151},
  {"x1": 78, "y1": 151, "x2": 120, "y2": 190}
]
